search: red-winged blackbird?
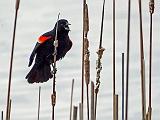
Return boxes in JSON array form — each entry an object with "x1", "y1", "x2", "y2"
[{"x1": 25, "y1": 19, "x2": 72, "y2": 83}]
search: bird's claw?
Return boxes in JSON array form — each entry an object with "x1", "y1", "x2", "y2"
[
  {"x1": 52, "y1": 51, "x2": 56, "y2": 56},
  {"x1": 46, "y1": 52, "x2": 57, "y2": 64},
  {"x1": 51, "y1": 67, "x2": 57, "y2": 75}
]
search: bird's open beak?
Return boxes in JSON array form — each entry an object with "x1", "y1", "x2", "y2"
[
  {"x1": 66, "y1": 23, "x2": 71, "y2": 26},
  {"x1": 64, "y1": 23, "x2": 71, "y2": 31}
]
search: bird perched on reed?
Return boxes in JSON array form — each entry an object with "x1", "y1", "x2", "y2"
[{"x1": 25, "y1": 19, "x2": 72, "y2": 83}]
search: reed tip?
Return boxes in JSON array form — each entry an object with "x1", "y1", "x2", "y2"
[{"x1": 15, "y1": 0, "x2": 20, "y2": 10}]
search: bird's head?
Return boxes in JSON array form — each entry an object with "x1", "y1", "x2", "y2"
[{"x1": 55, "y1": 19, "x2": 71, "y2": 33}]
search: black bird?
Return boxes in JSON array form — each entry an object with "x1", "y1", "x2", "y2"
[{"x1": 25, "y1": 19, "x2": 72, "y2": 83}]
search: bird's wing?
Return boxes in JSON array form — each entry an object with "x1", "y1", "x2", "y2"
[
  {"x1": 28, "y1": 33, "x2": 53, "y2": 67},
  {"x1": 38, "y1": 30, "x2": 54, "y2": 43},
  {"x1": 38, "y1": 35, "x2": 52, "y2": 43}
]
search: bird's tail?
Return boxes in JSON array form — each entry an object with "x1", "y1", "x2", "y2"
[{"x1": 25, "y1": 63, "x2": 53, "y2": 83}]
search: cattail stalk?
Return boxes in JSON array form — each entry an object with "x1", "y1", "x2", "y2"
[
  {"x1": 84, "y1": 2, "x2": 90, "y2": 120},
  {"x1": 51, "y1": 13, "x2": 60, "y2": 120},
  {"x1": 81, "y1": 0, "x2": 87, "y2": 119},
  {"x1": 6, "y1": 1, "x2": 20, "y2": 120},
  {"x1": 69, "y1": 79, "x2": 75, "y2": 120},
  {"x1": 94, "y1": 0, "x2": 106, "y2": 119},
  {"x1": 125, "y1": 0, "x2": 131, "y2": 120}
]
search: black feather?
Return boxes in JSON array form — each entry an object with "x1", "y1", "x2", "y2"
[{"x1": 26, "y1": 19, "x2": 72, "y2": 84}]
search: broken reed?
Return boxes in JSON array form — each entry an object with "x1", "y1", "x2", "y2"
[
  {"x1": 2, "y1": 111, "x2": 3, "y2": 120},
  {"x1": 79, "y1": 103, "x2": 82, "y2": 120},
  {"x1": 8, "y1": 100, "x2": 12, "y2": 120},
  {"x1": 37, "y1": 86, "x2": 41, "y2": 120},
  {"x1": 114, "y1": 95, "x2": 118, "y2": 120},
  {"x1": 6, "y1": 0, "x2": 20, "y2": 120},
  {"x1": 69, "y1": 79, "x2": 75, "y2": 120},
  {"x1": 73, "y1": 106, "x2": 78, "y2": 120}
]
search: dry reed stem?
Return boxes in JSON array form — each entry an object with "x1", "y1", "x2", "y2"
[
  {"x1": 138, "y1": 0, "x2": 147, "y2": 119},
  {"x1": 79, "y1": 103, "x2": 82, "y2": 120},
  {"x1": 112, "y1": 1, "x2": 116, "y2": 120},
  {"x1": 69, "y1": 79, "x2": 75, "y2": 120},
  {"x1": 6, "y1": 1, "x2": 20, "y2": 120},
  {"x1": 125, "y1": 0, "x2": 131, "y2": 120},
  {"x1": 1, "y1": 111, "x2": 3, "y2": 120},
  {"x1": 147, "y1": 1, "x2": 154, "y2": 120}
]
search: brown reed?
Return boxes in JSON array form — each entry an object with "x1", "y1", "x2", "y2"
[
  {"x1": 112, "y1": 0, "x2": 116, "y2": 119},
  {"x1": 84, "y1": 2, "x2": 90, "y2": 120},
  {"x1": 94, "y1": 0, "x2": 106, "y2": 119},
  {"x1": 138, "y1": 0, "x2": 146, "y2": 119},
  {"x1": 5, "y1": 1, "x2": 20, "y2": 120},
  {"x1": 73, "y1": 106, "x2": 78, "y2": 120},
  {"x1": 147, "y1": 0, "x2": 155, "y2": 120}
]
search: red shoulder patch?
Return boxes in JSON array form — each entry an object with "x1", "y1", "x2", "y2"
[{"x1": 38, "y1": 36, "x2": 52, "y2": 43}]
